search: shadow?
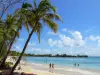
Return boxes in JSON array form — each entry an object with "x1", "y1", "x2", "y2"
[{"x1": 0, "y1": 71, "x2": 37, "y2": 75}]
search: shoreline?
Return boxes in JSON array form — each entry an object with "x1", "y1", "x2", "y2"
[
  {"x1": 19, "y1": 60, "x2": 100, "y2": 75},
  {"x1": 6, "y1": 56, "x2": 100, "y2": 75}
]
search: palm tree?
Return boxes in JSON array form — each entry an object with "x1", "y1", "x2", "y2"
[
  {"x1": 0, "y1": 17, "x2": 14, "y2": 57},
  {"x1": 0, "y1": 3, "x2": 32, "y2": 67},
  {"x1": 10, "y1": 0, "x2": 62, "y2": 74},
  {"x1": 0, "y1": 23, "x2": 7, "y2": 59},
  {"x1": 0, "y1": 15, "x2": 19, "y2": 67},
  {"x1": 0, "y1": 19, "x2": 6, "y2": 55},
  {"x1": 0, "y1": 0, "x2": 21, "y2": 55}
]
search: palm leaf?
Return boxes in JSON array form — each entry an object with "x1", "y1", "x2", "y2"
[
  {"x1": 24, "y1": 23, "x2": 30, "y2": 33},
  {"x1": 34, "y1": 0, "x2": 37, "y2": 9},
  {"x1": 35, "y1": 22, "x2": 42, "y2": 43},
  {"x1": 22, "y1": 3, "x2": 32, "y2": 8},
  {"x1": 44, "y1": 13, "x2": 62, "y2": 22},
  {"x1": 43, "y1": 18, "x2": 58, "y2": 33}
]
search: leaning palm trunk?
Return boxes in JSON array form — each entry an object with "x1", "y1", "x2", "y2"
[
  {"x1": 0, "y1": 35, "x2": 7, "y2": 55},
  {"x1": 0, "y1": 42, "x2": 5, "y2": 55},
  {"x1": 0, "y1": 41, "x2": 6, "y2": 61},
  {"x1": 10, "y1": 28, "x2": 34, "y2": 75},
  {"x1": 0, "y1": 28, "x2": 20, "y2": 68}
]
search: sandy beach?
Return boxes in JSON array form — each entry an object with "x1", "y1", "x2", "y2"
[
  {"x1": 17, "y1": 60, "x2": 100, "y2": 75},
  {"x1": 6, "y1": 56, "x2": 100, "y2": 75}
]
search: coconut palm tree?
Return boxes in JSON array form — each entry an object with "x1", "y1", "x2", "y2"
[
  {"x1": 10, "y1": 0, "x2": 62, "y2": 74},
  {"x1": 0, "y1": 15, "x2": 20, "y2": 67},
  {"x1": 0, "y1": 0, "x2": 21, "y2": 53},
  {"x1": 0, "y1": 23, "x2": 7, "y2": 59},
  {"x1": 0, "y1": 3, "x2": 32, "y2": 67},
  {"x1": 0, "y1": 19, "x2": 5, "y2": 54},
  {"x1": 0, "y1": 18, "x2": 14, "y2": 57}
]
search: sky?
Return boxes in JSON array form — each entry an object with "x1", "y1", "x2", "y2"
[{"x1": 10, "y1": 0, "x2": 100, "y2": 56}]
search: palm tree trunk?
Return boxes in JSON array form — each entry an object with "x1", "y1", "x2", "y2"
[
  {"x1": 0, "y1": 36, "x2": 7, "y2": 63},
  {"x1": 10, "y1": 28, "x2": 34, "y2": 75},
  {"x1": 0, "y1": 34, "x2": 7, "y2": 55},
  {"x1": 0, "y1": 42, "x2": 5, "y2": 55},
  {"x1": 0, "y1": 28, "x2": 20, "y2": 68}
]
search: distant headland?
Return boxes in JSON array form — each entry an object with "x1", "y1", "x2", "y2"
[{"x1": 10, "y1": 51, "x2": 88, "y2": 58}]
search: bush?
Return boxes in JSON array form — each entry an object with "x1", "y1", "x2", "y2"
[{"x1": 5, "y1": 62, "x2": 13, "y2": 68}]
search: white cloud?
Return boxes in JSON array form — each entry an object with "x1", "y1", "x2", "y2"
[
  {"x1": 29, "y1": 30, "x2": 100, "y2": 56},
  {"x1": 11, "y1": 38, "x2": 24, "y2": 51},
  {"x1": 11, "y1": 44, "x2": 22, "y2": 51},
  {"x1": 62, "y1": 28, "x2": 68, "y2": 32},
  {"x1": 88, "y1": 35, "x2": 100, "y2": 41},
  {"x1": 48, "y1": 38, "x2": 64, "y2": 48},
  {"x1": 59, "y1": 34, "x2": 74, "y2": 47},
  {"x1": 97, "y1": 40, "x2": 100, "y2": 47},
  {"x1": 48, "y1": 31, "x2": 58, "y2": 35},
  {"x1": 32, "y1": 47, "x2": 41, "y2": 51},
  {"x1": 18, "y1": 38, "x2": 25, "y2": 41},
  {"x1": 48, "y1": 38, "x2": 57, "y2": 47},
  {"x1": 27, "y1": 47, "x2": 57, "y2": 54},
  {"x1": 15, "y1": 46, "x2": 21, "y2": 50},
  {"x1": 26, "y1": 42, "x2": 36, "y2": 51},
  {"x1": 71, "y1": 31, "x2": 84, "y2": 46},
  {"x1": 71, "y1": 31, "x2": 82, "y2": 40},
  {"x1": 12, "y1": 28, "x2": 100, "y2": 56},
  {"x1": 28, "y1": 42, "x2": 36, "y2": 46},
  {"x1": 48, "y1": 31, "x2": 85, "y2": 48},
  {"x1": 87, "y1": 35, "x2": 100, "y2": 47},
  {"x1": 57, "y1": 40, "x2": 64, "y2": 48}
]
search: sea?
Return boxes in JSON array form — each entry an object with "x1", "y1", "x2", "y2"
[{"x1": 23, "y1": 56, "x2": 100, "y2": 70}]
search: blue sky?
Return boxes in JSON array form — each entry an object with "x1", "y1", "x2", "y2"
[{"x1": 10, "y1": 0, "x2": 100, "y2": 56}]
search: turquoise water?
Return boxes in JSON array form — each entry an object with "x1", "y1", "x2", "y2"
[{"x1": 23, "y1": 56, "x2": 100, "y2": 70}]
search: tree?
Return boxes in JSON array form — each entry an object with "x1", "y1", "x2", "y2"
[
  {"x1": 0, "y1": 0, "x2": 21, "y2": 56},
  {"x1": 0, "y1": 19, "x2": 6, "y2": 56},
  {"x1": 10, "y1": 0, "x2": 62, "y2": 74},
  {"x1": 0, "y1": 15, "x2": 19, "y2": 67},
  {"x1": 0, "y1": 25, "x2": 7, "y2": 59},
  {"x1": 0, "y1": 0, "x2": 21, "y2": 66},
  {"x1": 0, "y1": 16, "x2": 17, "y2": 57},
  {"x1": 0, "y1": 3, "x2": 32, "y2": 68},
  {"x1": 0, "y1": 0, "x2": 21, "y2": 58}
]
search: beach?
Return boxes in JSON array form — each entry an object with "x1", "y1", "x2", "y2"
[
  {"x1": 6, "y1": 56, "x2": 100, "y2": 75},
  {"x1": 16, "y1": 60, "x2": 100, "y2": 75},
  {"x1": 7, "y1": 57, "x2": 100, "y2": 75}
]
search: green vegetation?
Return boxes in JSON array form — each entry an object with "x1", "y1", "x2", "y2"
[
  {"x1": 0, "y1": 0, "x2": 61, "y2": 74},
  {"x1": 5, "y1": 62, "x2": 13, "y2": 68},
  {"x1": 10, "y1": 51, "x2": 88, "y2": 58}
]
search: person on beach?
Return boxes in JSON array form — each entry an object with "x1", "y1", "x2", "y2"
[
  {"x1": 74, "y1": 63, "x2": 76, "y2": 66},
  {"x1": 52, "y1": 63, "x2": 54, "y2": 73},
  {"x1": 77, "y1": 64, "x2": 79, "y2": 66},
  {"x1": 49, "y1": 63, "x2": 52, "y2": 72}
]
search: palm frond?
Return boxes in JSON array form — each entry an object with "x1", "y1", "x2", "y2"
[
  {"x1": 22, "y1": 2, "x2": 32, "y2": 8},
  {"x1": 50, "y1": 6, "x2": 56, "y2": 13},
  {"x1": 35, "y1": 22, "x2": 42, "y2": 43},
  {"x1": 43, "y1": 18, "x2": 58, "y2": 33},
  {"x1": 24, "y1": 23, "x2": 30, "y2": 33},
  {"x1": 34, "y1": 0, "x2": 37, "y2": 9},
  {"x1": 44, "y1": 13, "x2": 62, "y2": 22}
]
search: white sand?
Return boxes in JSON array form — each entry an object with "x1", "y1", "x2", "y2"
[
  {"x1": 19, "y1": 61, "x2": 100, "y2": 75},
  {"x1": 6, "y1": 56, "x2": 100, "y2": 75}
]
